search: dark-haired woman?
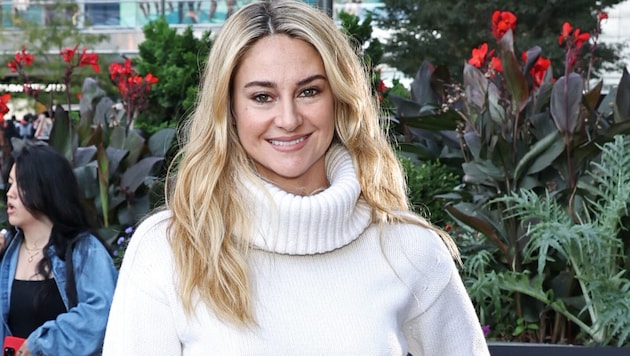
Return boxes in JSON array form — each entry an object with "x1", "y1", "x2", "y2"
[{"x1": 0, "y1": 143, "x2": 118, "y2": 355}]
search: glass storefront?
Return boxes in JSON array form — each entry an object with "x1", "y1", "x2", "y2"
[
  {"x1": 0, "y1": 0, "x2": 326, "y2": 28},
  {"x1": 0, "y1": 1, "x2": 382, "y2": 29}
]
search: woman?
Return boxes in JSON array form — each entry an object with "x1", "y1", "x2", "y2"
[
  {"x1": 0, "y1": 143, "x2": 118, "y2": 355},
  {"x1": 104, "y1": 1, "x2": 489, "y2": 354}
]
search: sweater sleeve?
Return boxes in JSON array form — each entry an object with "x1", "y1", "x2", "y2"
[
  {"x1": 103, "y1": 212, "x2": 182, "y2": 356},
  {"x1": 393, "y1": 225, "x2": 490, "y2": 356}
]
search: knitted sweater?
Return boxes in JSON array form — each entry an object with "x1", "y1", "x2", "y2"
[{"x1": 103, "y1": 146, "x2": 490, "y2": 355}]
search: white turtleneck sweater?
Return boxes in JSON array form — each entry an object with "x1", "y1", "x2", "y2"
[{"x1": 103, "y1": 146, "x2": 490, "y2": 355}]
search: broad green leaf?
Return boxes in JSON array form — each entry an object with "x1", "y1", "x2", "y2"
[
  {"x1": 514, "y1": 130, "x2": 562, "y2": 180},
  {"x1": 463, "y1": 63, "x2": 488, "y2": 110},
  {"x1": 74, "y1": 146, "x2": 97, "y2": 167},
  {"x1": 73, "y1": 162, "x2": 98, "y2": 200},
  {"x1": 49, "y1": 105, "x2": 74, "y2": 163},
  {"x1": 105, "y1": 147, "x2": 129, "y2": 179},
  {"x1": 123, "y1": 130, "x2": 146, "y2": 168},
  {"x1": 148, "y1": 127, "x2": 176, "y2": 157},
  {"x1": 96, "y1": 143, "x2": 110, "y2": 227},
  {"x1": 487, "y1": 82, "x2": 506, "y2": 126},
  {"x1": 120, "y1": 156, "x2": 164, "y2": 194},
  {"x1": 583, "y1": 80, "x2": 603, "y2": 112},
  {"x1": 614, "y1": 67, "x2": 630, "y2": 122},
  {"x1": 463, "y1": 160, "x2": 504, "y2": 185},
  {"x1": 498, "y1": 30, "x2": 529, "y2": 115},
  {"x1": 445, "y1": 202, "x2": 508, "y2": 257},
  {"x1": 551, "y1": 73, "x2": 584, "y2": 134},
  {"x1": 410, "y1": 60, "x2": 439, "y2": 105}
]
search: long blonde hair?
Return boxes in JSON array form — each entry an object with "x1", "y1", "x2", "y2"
[{"x1": 166, "y1": 0, "x2": 458, "y2": 327}]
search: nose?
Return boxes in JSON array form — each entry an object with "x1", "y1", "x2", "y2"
[{"x1": 275, "y1": 99, "x2": 302, "y2": 132}]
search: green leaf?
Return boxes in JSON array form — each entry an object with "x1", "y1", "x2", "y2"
[
  {"x1": 463, "y1": 63, "x2": 488, "y2": 110},
  {"x1": 120, "y1": 156, "x2": 164, "y2": 194},
  {"x1": 123, "y1": 130, "x2": 146, "y2": 168},
  {"x1": 583, "y1": 80, "x2": 603, "y2": 112},
  {"x1": 514, "y1": 130, "x2": 562, "y2": 180},
  {"x1": 148, "y1": 127, "x2": 176, "y2": 157},
  {"x1": 410, "y1": 60, "x2": 439, "y2": 105},
  {"x1": 49, "y1": 105, "x2": 74, "y2": 163},
  {"x1": 487, "y1": 82, "x2": 506, "y2": 126},
  {"x1": 498, "y1": 30, "x2": 529, "y2": 115},
  {"x1": 550, "y1": 73, "x2": 584, "y2": 134},
  {"x1": 445, "y1": 202, "x2": 508, "y2": 258},
  {"x1": 96, "y1": 143, "x2": 110, "y2": 227},
  {"x1": 614, "y1": 67, "x2": 630, "y2": 122}
]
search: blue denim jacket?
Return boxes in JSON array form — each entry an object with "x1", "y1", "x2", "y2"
[{"x1": 0, "y1": 231, "x2": 118, "y2": 355}]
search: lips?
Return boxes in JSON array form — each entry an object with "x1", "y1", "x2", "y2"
[{"x1": 268, "y1": 134, "x2": 310, "y2": 147}]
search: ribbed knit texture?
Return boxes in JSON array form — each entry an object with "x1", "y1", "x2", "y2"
[
  {"x1": 103, "y1": 146, "x2": 490, "y2": 356},
  {"x1": 246, "y1": 144, "x2": 371, "y2": 255}
]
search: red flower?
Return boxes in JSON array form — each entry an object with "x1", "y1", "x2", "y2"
[
  {"x1": 7, "y1": 46, "x2": 34, "y2": 72},
  {"x1": 468, "y1": 43, "x2": 489, "y2": 68},
  {"x1": 7, "y1": 61, "x2": 17, "y2": 73},
  {"x1": 598, "y1": 11, "x2": 608, "y2": 22},
  {"x1": 573, "y1": 29, "x2": 590, "y2": 47},
  {"x1": 377, "y1": 79, "x2": 387, "y2": 93},
  {"x1": 530, "y1": 57, "x2": 551, "y2": 87},
  {"x1": 108, "y1": 59, "x2": 133, "y2": 82},
  {"x1": 490, "y1": 57, "x2": 503, "y2": 72},
  {"x1": 61, "y1": 45, "x2": 78, "y2": 63},
  {"x1": 558, "y1": 22, "x2": 589, "y2": 48},
  {"x1": 491, "y1": 10, "x2": 517, "y2": 41},
  {"x1": 79, "y1": 48, "x2": 100, "y2": 73},
  {"x1": 0, "y1": 93, "x2": 11, "y2": 116}
]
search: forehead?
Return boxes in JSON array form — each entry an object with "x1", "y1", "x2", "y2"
[{"x1": 235, "y1": 35, "x2": 325, "y2": 82}]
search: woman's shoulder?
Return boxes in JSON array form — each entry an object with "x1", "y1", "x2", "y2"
[{"x1": 120, "y1": 209, "x2": 173, "y2": 269}]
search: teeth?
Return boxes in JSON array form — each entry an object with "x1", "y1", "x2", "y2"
[{"x1": 269, "y1": 136, "x2": 306, "y2": 146}]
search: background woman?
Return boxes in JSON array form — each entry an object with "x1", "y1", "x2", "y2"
[
  {"x1": 104, "y1": 1, "x2": 489, "y2": 354},
  {"x1": 0, "y1": 143, "x2": 118, "y2": 355}
]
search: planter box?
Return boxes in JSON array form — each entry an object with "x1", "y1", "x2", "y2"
[{"x1": 488, "y1": 342, "x2": 628, "y2": 355}]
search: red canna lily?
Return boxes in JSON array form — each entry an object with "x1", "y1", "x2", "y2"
[
  {"x1": 490, "y1": 57, "x2": 503, "y2": 72},
  {"x1": 491, "y1": 10, "x2": 517, "y2": 41},
  {"x1": 530, "y1": 57, "x2": 551, "y2": 87},
  {"x1": 573, "y1": 29, "x2": 590, "y2": 48},
  {"x1": 79, "y1": 48, "x2": 100, "y2": 73},
  {"x1": 0, "y1": 93, "x2": 11, "y2": 116},
  {"x1": 7, "y1": 46, "x2": 34, "y2": 73},
  {"x1": 61, "y1": 45, "x2": 79, "y2": 63},
  {"x1": 558, "y1": 22, "x2": 573, "y2": 45},
  {"x1": 468, "y1": 43, "x2": 489, "y2": 68}
]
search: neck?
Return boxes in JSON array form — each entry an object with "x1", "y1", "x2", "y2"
[{"x1": 22, "y1": 218, "x2": 53, "y2": 249}]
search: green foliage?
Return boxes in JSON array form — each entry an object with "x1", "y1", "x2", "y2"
[
  {"x1": 133, "y1": 18, "x2": 213, "y2": 128},
  {"x1": 495, "y1": 136, "x2": 630, "y2": 346},
  {"x1": 399, "y1": 155, "x2": 459, "y2": 225},
  {"x1": 387, "y1": 7, "x2": 630, "y2": 345},
  {"x1": 48, "y1": 77, "x2": 177, "y2": 244},
  {"x1": 377, "y1": 0, "x2": 625, "y2": 80},
  {"x1": 338, "y1": 10, "x2": 383, "y2": 68}
]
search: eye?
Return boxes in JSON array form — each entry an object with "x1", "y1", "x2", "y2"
[
  {"x1": 300, "y1": 87, "x2": 319, "y2": 97},
  {"x1": 253, "y1": 93, "x2": 272, "y2": 103}
]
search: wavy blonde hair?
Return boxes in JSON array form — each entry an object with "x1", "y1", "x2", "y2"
[{"x1": 166, "y1": 0, "x2": 458, "y2": 327}]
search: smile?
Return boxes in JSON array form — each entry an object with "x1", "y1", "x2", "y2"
[{"x1": 268, "y1": 135, "x2": 309, "y2": 146}]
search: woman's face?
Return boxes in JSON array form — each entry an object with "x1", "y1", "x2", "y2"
[
  {"x1": 6, "y1": 164, "x2": 37, "y2": 228},
  {"x1": 232, "y1": 35, "x2": 335, "y2": 195}
]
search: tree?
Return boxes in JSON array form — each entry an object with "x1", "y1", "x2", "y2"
[
  {"x1": 2, "y1": 0, "x2": 109, "y2": 111},
  {"x1": 133, "y1": 18, "x2": 213, "y2": 132},
  {"x1": 377, "y1": 0, "x2": 625, "y2": 80}
]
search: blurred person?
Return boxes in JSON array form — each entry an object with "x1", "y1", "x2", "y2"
[{"x1": 0, "y1": 142, "x2": 118, "y2": 355}]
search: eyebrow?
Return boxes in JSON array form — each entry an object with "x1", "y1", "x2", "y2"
[{"x1": 243, "y1": 74, "x2": 327, "y2": 89}]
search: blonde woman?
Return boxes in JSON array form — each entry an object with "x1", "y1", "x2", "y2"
[{"x1": 103, "y1": 1, "x2": 489, "y2": 354}]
